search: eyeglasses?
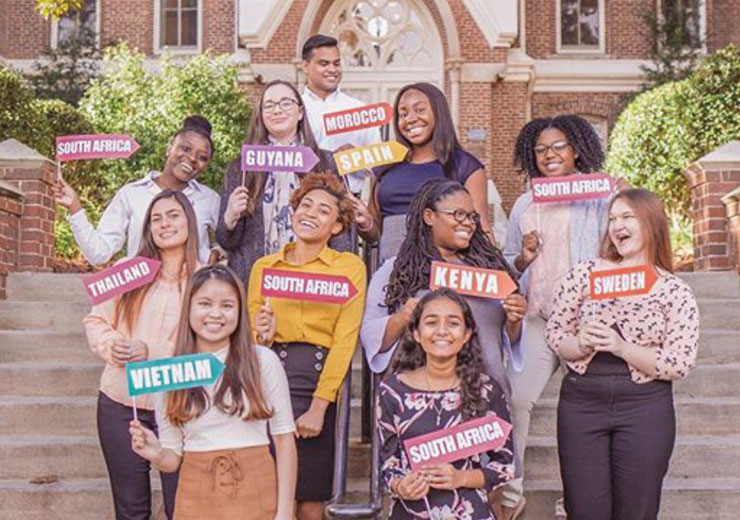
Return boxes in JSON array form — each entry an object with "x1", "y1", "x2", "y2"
[
  {"x1": 435, "y1": 208, "x2": 481, "y2": 225},
  {"x1": 533, "y1": 140, "x2": 571, "y2": 156},
  {"x1": 262, "y1": 98, "x2": 300, "y2": 114}
]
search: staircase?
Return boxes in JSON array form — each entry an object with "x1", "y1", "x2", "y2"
[{"x1": 1, "y1": 271, "x2": 738, "y2": 519}]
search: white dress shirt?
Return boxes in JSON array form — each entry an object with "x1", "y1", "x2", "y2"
[
  {"x1": 156, "y1": 346, "x2": 295, "y2": 456},
  {"x1": 301, "y1": 86, "x2": 382, "y2": 193},
  {"x1": 68, "y1": 171, "x2": 220, "y2": 266}
]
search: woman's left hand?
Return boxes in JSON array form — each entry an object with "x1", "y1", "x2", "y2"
[
  {"x1": 502, "y1": 293, "x2": 527, "y2": 324},
  {"x1": 588, "y1": 323, "x2": 627, "y2": 358},
  {"x1": 421, "y1": 464, "x2": 466, "y2": 490},
  {"x1": 295, "y1": 402, "x2": 327, "y2": 438}
]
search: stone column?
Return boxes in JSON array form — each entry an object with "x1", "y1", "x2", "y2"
[{"x1": 684, "y1": 140, "x2": 740, "y2": 271}]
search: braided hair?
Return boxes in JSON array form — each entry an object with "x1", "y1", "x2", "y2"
[
  {"x1": 390, "y1": 288, "x2": 490, "y2": 420},
  {"x1": 383, "y1": 179, "x2": 519, "y2": 313},
  {"x1": 513, "y1": 114, "x2": 605, "y2": 179}
]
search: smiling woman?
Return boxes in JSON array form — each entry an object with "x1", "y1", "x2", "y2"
[
  {"x1": 246, "y1": 172, "x2": 367, "y2": 520},
  {"x1": 52, "y1": 115, "x2": 221, "y2": 266}
]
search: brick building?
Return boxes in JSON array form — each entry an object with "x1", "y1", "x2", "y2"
[{"x1": 2, "y1": 0, "x2": 740, "y2": 210}]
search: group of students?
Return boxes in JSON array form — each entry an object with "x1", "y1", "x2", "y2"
[{"x1": 52, "y1": 33, "x2": 700, "y2": 520}]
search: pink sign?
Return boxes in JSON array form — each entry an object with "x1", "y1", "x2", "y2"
[
  {"x1": 83, "y1": 256, "x2": 161, "y2": 306},
  {"x1": 241, "y1": 145, "x2": 319, "y2": 173},
  {"x1": 403, "y1": 414, "x2": 512, "y2": 471},
  {"x1": 261, "y1": 268, "x2": 358, "y2": 304},
  {"x1": 323, "y1": 102, "x2": 393, "y2": 136},
  {"x1": 56, "y1": 134, "x2": 140, "y2": 162},
  {"x1": 531, "y1": 173, "x2": 613, "y2": 203}
]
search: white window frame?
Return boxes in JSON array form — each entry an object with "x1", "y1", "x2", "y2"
[
  {"x1": 153, "y1": 0, "x2": 203, "y2": 55},
  {"x1": 50, "y1": 0, "x2": 101, "y2": 50},
  {"x1": 556, "y1": 0, "x2": 606, "y2": 55}
]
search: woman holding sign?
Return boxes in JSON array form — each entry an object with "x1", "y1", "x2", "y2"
[
  {"x1": 352, "y1": 82, "x2": 499, "y2": 262},
  {"x1": 217, "y1": 80, "x2": 351, "y2": 283},
  {"x1": 84, "y1": 190, "x2": 201, "y2": 519},
  {"x1": 378, "y1": 288, "x2": 515, "y2": 519},
  {"x1": 499, "y1": 114, "x2": 616, "y2": 518},
  {"x1": 546, "y1": 189, "x2": 699, "y2": 520},
  {"x1": 247, "y1": 172, "x2": 366, "y2": 520},
  {"x1": 129, "y1": 265, "x2": 297, "y2": 520},
  {"x1": 361, "y1": 178, "x2": 526, "y2": 398},
  {"x1": 54, "y1": 115, "x2": 220, "y2": 266}
]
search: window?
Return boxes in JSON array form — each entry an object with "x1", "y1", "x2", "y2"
[
  {"x1": 558, "y1": 0, "x2": 604, "y2": 53},
  {"x1": 661, "y1": 0, "x2": 704, "y2": 49},
  {"x1": 52, "y1": 0, "x2": 98, "y2": 48},
  {"x1": 159, "y1": 0, "x2": 200, "y2": 49},
  {"x1": 580, "y1": 115, "x2": 608, "y2": 147}
]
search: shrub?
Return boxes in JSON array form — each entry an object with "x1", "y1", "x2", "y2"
[
  {"x1": 607, "y1": 44, "x2": 740, "y2": 218},
  {"x1": 79, "y1": 42, "x2": 251, "y2": 204}
]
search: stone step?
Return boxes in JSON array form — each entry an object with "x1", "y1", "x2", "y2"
[
  {"x1": 1, "y1": 396, "x2": 98, "y2": 436},
  {"x1": 0, "y1": 363, "x2": 101, "y2": 396},
  {"x1": 519, "y1": 478, "x2": 740, "y2": 520},
  {"x1": 541, "y1": 363, "x2": 740, "y2": 399},
  {"x1": 0, "y1": 477, "x2": 163, "y2": 520},
  {"x1": 528, "y1": 397, "x2": 740, "y2": 438},
  {"x1": 0, "y1": 301, "x2": 89, "y2": 333},
  {"x1": 694, "y1": 330, "x2": 740, "y2": 363},
  {"x1": 697, "y1": 299, "x2": 740, "y2": 330},
  {"x1": 0, "y1": 436, "x2": 105, "y2": 480},
  {"x1": 523, "y1": 435, "x2": 740, "y2": 481},
  {"x1": 6, "y1": 272, "x2": 89, "y2": 302},
  {"x1": 0, "y1": 331, "x2": 91, "y2": 363},
  {"x1": 679, "y1": 271, "x2": 740, "y2": 299}
]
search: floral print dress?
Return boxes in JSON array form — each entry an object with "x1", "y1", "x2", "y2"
[{"x1": 378, "y1": 373, "x2": 515, "y2": 520}]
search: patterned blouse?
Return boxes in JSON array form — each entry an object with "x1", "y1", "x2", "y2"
[
  {"x1": 546, "y1": 259, "x2": 700, "y2": 382},
  {"x1": 378, "y1": 373, "x2": 515, "y2": 520}
]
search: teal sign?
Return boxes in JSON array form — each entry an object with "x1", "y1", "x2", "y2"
[{"x1": 126, "y1": 353, "x2": 225, "y2": 397}]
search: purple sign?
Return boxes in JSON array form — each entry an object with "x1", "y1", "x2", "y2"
[
  {"x1": 83, "y1": 256, "x2": 161, "y2": 306},
  {"x1": 241, "y1": 144, "x2": 319, "y2": 173}
]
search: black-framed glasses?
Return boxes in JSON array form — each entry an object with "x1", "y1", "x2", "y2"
[
  {"x1": 262, "y1": 98, "x2": 300, "y2": 113},
  {"x1": 435, "y1": 208, "x2": 480, "y2": 225},
  {"x1": 533, "y1": 140, "x2": 571, "y2": 156}
]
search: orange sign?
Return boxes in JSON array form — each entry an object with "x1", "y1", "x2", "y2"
[
  {"x1": 589, "y1": 265, "x2": 657, "y2": 300},
  {"x1": 334, "y1": 140, "x2": 408, "y2": 175},
  {"x1": 430, "y1": 261, "x2": 517, "y2": 299}
]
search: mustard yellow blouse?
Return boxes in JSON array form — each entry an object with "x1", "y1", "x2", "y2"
[{"x1": 248, "y1": 243, "x2": 367, "y2": 402}]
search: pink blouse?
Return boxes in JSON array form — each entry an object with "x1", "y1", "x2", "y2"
[
  {"x1": 546, "y1": 260, "x2": 700, "y2": 383},
  {"x1": 83, "y1": 271, "x2": 189, "y2": 409}
]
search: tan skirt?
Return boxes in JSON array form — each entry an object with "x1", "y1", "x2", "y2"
[{"x1": 174, "y1": 446, "x2": 277, "y2": 520}]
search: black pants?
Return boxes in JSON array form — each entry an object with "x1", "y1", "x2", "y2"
[
  {"x1": 557, "y1": 354, "x2": 675, "y2": 520},
  {"x1": 97, "y1": 392, "x2": 179, "y2": 520}
]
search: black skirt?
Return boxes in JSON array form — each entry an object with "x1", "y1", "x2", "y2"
[{"x1": 272, "y1": 342, "x2": 336, "y2": 502}]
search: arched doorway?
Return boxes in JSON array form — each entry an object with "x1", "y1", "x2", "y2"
[{"x1": 317, "y1": 0, "x2": 444, "y2": 105}]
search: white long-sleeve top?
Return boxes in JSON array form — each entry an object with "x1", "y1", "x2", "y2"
[
  {"x1": 68, "y1": 171, "x2": 220, "y2": 265},
  {"x1": 301, "y1": 86, "x2": 382, "y2": 193}
]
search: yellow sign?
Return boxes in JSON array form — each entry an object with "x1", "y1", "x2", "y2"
[{"x1": 334, "y1": 140, "x2": 408, "y2": 176}]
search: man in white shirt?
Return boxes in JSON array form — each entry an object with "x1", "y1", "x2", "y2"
[{"x1": 300, "y1": 34, "x2": 382, "y2": 195}]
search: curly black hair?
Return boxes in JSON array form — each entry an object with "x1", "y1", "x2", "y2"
[
  {"x1": 513, "y1": 114, "x2": 605, "y2": 179},
  {"x1": 390, "y1": 289, "x2": 489, "y2": 420},
  {"x1": 383, "y1": 178, "x2": 518, "y2": 313}
]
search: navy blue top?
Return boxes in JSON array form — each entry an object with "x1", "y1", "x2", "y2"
[{"x1": 375, "y1": 149, "x2": 483, "y2": 217}]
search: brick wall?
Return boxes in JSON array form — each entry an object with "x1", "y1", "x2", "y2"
[
  {"x1": 488, "y1": 81, "x2": 531, "y2": 211},
  {"x1": 1, "y1": 0, "x2": 49, "y2": 59},
  {"x1": 532, "y1": 92, "x2": 628, "y2": 131},
  {"x1": 708, "y1": 0, "x2": 740, "y2": 51},
  {"x1": 101, "y1": 0, "x2": 153, "y2": 52},
  {"x1": 526, "y1": 0, "x2": 654, "y2": 59},
  {"x1": 684, "y1": 149, "x2": 740, "y2": 271},
  {"x1": 0, "y1": 183, "x2": 23, "y2": 299},
  {"x1": 203, "y1": 0, "x2": 235, "y2": 54}
]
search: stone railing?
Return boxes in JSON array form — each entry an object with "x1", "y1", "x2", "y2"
[{"x1": 684, "y1": 140, "x2": 740, "y2": 271}]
